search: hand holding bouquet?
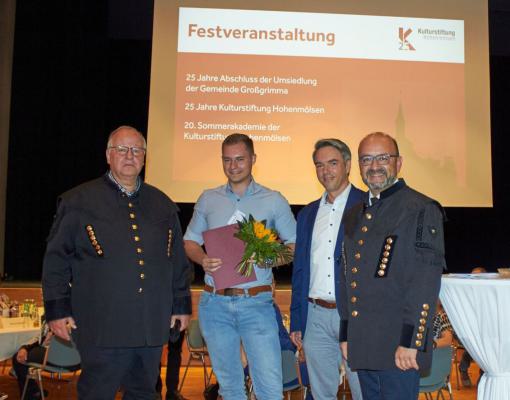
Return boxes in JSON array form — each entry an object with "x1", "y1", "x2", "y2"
[{"x1": 234, "y1": 215, "x2": 292, "y2": 277}]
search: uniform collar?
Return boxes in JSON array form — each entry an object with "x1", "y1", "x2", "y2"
[
  {"x1": 105, "y1": 170, "x2": 142, "y2": 197},
  {"x1": 365, "y1": 179, "x2": 406, "y2": 208}
]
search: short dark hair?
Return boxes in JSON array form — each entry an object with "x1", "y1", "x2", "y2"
[
  {"x1": 313, "y1": 138, "x2": 351, "y2": 163},
  {"x1": 222, "y1": 133, "x2": 254, "y2": 155},
  {"x1": 359, "y1": 132, "x2": 399, "y2": 156}
]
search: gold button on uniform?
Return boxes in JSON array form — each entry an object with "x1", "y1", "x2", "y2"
[
  {"x1": 423, "y1": 304, "x2": 430, "y2": 310},
  {"x1": 365, "y1": 213, "x2": 372, "y2": 220},
  {"x1": 420, "y1": 318, "x2": 426, "y2": 325},
  {"x1": 91, "y1": 240, "x2": 98, "y2": 246},
  {"x1": 377, "y1": 270, "x2": 385, "y2": 276},
  {"x1": 358, "y1": 239, "x2": 364, "y2": 245},
  {"x1": 129, "y1": 213, "x2": 135, "y2": 219},
  {"x1": 86, "y1": 225, "x2": 93, "y2": 231},
  {"x1": 134, "y1": 236, "x2": 140, "y2": 242},
  {"x1": 361, "y1": 226, "x2": 368, "y2": 232},
  {"x1": 379, "y1": 264, "x2": 387, "y2": 270},
  {"x1": 351, "y1": 296, "x2": 357, "y2": 303},
  {"x1": 351, "y1": 311, "x2": 359, "y2": 317},
  {"x1": 383, "y1": 251, "x2": 390, "y2": 257},
  {"x1": 140, "y1": 273, "x2": 145, "y2": 279},
  {"x1": 384, "y1": 244, "x2": 391, "y2": 250},
  {"x1": 139, "y1": 260, "x2": 145, "y2": 266},
  {"x1": 351, "y1": 281, "x2": 357, "y2": 288},
  {"x1": 97, "y1": 249, "x2": 103, "y2": 255},
  {"x1": 386, "y1": 238, "x2": 393, "y2": 244},
  {"x1": 421, "y1": 311, "x2": 428, "y2": 317},
  {"x1": 418, "y1": 326, "x2": 425, "y2": 333},
  {"x1": 416, "y1": 333, "x2": 423, "y2": 339},
  {"x1": 415, "y1": 340, "x2": 422, "y2": 347},
  {"x1": 138, "y1": 288, "x2": 143, "y2": 293},
  {"x1": 132, "y1": 224, "x2": 138, "y2": 230},
  {"x1": 354, "y1": 253, "x2": 361, "y2": 259},
  {"x1": 351, "y1": 267, "x2": 358, "y2": 274},
  {"x1": 136, "y1": 248, "x2": 143, "y2": 254},
  {"x1": 128, "y1": 202, "x2": 134, "y2": 208}
]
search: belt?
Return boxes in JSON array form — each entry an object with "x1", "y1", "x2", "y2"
[
  {"x1": 204, "y1": 284, "x2": 272, "y2": 296},
  {"x1": 308, "y1": 297, "x2": 337, "y2": 309}
]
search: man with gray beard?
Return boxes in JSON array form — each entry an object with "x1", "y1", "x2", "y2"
[{"x1": 339, "y1": 132, "x2": 446, "y2": 400}]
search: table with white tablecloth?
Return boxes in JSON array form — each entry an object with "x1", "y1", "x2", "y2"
[
  {"x1": 0, "y1": 317, "x2": 40, "y2": 361},
  {"x1": 440, "y1": 273, "x2": 510, "y2": 400}
]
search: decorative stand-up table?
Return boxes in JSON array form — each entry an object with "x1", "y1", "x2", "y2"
[{"x1": 440, "y1": 273, "x2": 510, "y2": 400}]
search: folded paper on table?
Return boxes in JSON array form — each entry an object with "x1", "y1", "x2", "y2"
[{"x1": 203, "y1": 224, "x2": 256, "y2": 290}]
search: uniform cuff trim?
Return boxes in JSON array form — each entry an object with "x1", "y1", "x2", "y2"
[{"x1": 44, "y1": 297, "x2": 72, "y2": 322}]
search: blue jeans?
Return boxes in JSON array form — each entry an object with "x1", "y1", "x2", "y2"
[
  {"x1": 303, "y1": 303, "x2": 363, "y2": 400},
  {"x1": 199, "y1": 291, "x2": 282, "y2": 400},
  {"x1": 357, "y1": 368, "x2": 419, "y2": 400}
]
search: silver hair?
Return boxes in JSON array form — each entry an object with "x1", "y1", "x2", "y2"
[
  {"x1": 313, "y1": 138, "x2": 351, "y2": 162},
  {"x1": 106, "y1": 125, "x2": 147, "y2": 148}
]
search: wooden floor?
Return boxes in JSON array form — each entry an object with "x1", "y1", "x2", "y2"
[
  {"x1": 0, "y1": 363, "x2": 479, "y2": 399},
  {"x1": 0, "y1": 286, "x2": 479, "y2": 399}
]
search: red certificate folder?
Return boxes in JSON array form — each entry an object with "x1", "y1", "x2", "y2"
[{"x1": 203, "y1": 224, "x2": 256, "y2": 290}]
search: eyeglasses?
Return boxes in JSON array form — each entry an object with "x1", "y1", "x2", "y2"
[
  {"x1": 108, "y1": 145, "x2": 146, "y2": 157},
  {"x1": 359, "y1": 153, "x2": 399, "y2": 166}
]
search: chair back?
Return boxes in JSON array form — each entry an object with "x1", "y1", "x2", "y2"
[
  {"x1": 45, "y1": 336, "x2": 81, "y2": 369},
  {"x1": 281, "y1": 350, "x2": 300, "y2": 390},
  {"x1": 419, "y1": 346, "x2": 453, "y2": 391},
  {"x1": 187, "y1": 319, "x2": 206, "y2": 350}
]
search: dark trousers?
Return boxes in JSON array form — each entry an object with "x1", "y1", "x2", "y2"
[
  {"x1": 12, "y1": 346, "x2": 46, "y2": 399},
  {"x1": 357, "y1": 368, "x2": 420, "y2": 400},
  {"x1": 77, "y1": 344, "x2": 162, "y2": 400},
  {"x1": 156, "y1": 331, "x2": 185, "y2": 398}
]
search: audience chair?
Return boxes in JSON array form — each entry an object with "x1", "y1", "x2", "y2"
[
  {"x1": 451, "y1": 338, "x2": 465, "y2": 390},
  {"x1": 419, "y1": 346, "x2": 454, "y2": 400},
  {"x1": 21, "y1": 336, "x2": 81, "y2": 400},
  {"x1": 178, "y1": 319, "x2": 213, "y2": 392},
  {"x1": 281, "y1": 349, "x2": 306, "y2": 400}
]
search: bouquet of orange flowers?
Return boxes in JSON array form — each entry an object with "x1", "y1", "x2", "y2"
[{"x1": 234, "y1": 215, "x2": 292, "y2": 277}]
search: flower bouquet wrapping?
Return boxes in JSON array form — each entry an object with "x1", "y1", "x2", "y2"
[{"x1": 234, "y1": 215, "x2": 292, "y2": 277}]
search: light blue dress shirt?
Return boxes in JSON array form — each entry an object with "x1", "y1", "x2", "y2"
[{"x1": 184, "y1": 179, "x2": 296, "y2": 288}]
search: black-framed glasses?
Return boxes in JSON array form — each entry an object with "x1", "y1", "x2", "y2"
[
  {"x1": 108, "y1": 145, "x2": 146, "y2": 157},
  {"x1": 359, "y1": 153, "x2": 399, "y2": 166}
]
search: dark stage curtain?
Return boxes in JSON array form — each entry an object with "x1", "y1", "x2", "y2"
[{"x1": 3, "y1": 1, "x2": 510, "y2": 281}]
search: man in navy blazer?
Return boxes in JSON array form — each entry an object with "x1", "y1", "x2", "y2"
[{"x1": 290, "y1": 138, "x2": 364, "y2": 400}]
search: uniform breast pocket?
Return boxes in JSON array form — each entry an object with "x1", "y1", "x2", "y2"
[{"x1": 415, "y1": 245, "x2": 443, "y2": 267}]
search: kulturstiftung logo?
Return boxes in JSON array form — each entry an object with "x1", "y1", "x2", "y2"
[{"x1": 399, "y1": 27, "x2": 415, "y2": 51}]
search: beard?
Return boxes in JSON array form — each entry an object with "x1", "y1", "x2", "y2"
[{"x1": 362, "y1": 168, "x2": 395, "y2": 192}]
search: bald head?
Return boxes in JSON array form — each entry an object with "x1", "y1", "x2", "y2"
[{"x1": 358, "y1": 132, "x2": 399, "y2": 157}]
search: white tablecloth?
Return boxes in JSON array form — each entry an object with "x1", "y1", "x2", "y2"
[
  {"x1": 440, "y1": 273, "x2": 510, "y2": 400},
  {"x1": 0, "y1": 317, "x2": 40, "y2": 361}
]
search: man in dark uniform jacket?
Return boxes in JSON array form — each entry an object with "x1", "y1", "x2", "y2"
[
  {"x1": 42, "y1": 126, "x2": 191, "y2": 399},
  {"x1": 339, "y1": 132, "x2": 445, "y2": 400}
]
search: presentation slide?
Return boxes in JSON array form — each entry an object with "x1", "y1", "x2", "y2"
[{"x1": 147, "y1": 0, "x2": 491, "y2": 207}]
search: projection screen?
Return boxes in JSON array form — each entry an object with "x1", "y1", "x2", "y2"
[{"x1": 146, "y1": 0, "x2": 491, "y2": 207}]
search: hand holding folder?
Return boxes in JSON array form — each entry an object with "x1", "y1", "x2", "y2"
[{"x1": 203, "y1": 224, "x2": 257, "y2": 290}]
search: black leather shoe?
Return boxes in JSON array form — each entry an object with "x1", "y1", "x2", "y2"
[{"x1": 166, "y1": 390, "x2": 188, "y2": 400}]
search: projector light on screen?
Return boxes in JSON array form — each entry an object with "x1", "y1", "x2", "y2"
[{"x1": 147, "y1": 0, "x2": 491, "y2": 207}]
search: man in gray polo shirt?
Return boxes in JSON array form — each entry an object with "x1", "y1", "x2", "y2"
[{"x1": 184, "y1": 133, "x2": 296, "y2": 400}]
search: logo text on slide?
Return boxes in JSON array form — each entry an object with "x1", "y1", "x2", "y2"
[{"x1": 399, "y1": 27, "x2": 415, "y2": 51}]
